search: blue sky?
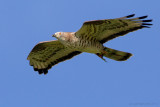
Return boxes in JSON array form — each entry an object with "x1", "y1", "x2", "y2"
[{"x1": 0, "y1": 0, "x2": 160, "y2": 107}]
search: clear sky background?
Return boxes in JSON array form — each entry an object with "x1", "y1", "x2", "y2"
[{"x1": 0, "y1": 0, "x2": 160, "y2": 107}]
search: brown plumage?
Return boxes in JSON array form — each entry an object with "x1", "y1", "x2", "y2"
[{"x1": 27, "y1": 14, "x2": 152, "y2": 74}]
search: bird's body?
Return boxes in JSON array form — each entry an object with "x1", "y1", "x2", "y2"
[
  {"x1": 27, "y1": 14, "x2": 152, "y2": 74},
  {"x1": 57, "y1": 32, "x2": 104, "y2": 53}
]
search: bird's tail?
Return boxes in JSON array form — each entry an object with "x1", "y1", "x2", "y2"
[{"x1": 101, "y1": 47, "x2": 132, "y2": 61}]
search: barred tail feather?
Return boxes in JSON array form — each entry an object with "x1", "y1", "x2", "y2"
[{"x1": 103, "y1": 47, "x2": 132, "y2": 61}]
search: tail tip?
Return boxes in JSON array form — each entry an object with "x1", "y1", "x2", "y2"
[{"x1": 118, "y1": 53, "x2": 132, "y2": 61}]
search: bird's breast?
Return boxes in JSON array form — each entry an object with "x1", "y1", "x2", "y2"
[{"x1": 74, "y1": 36, "x2": 104, "y2": 53}]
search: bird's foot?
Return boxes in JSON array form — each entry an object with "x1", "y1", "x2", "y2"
[{"x1": 96, "y1": 53, "x2": 107, "y2": 62}]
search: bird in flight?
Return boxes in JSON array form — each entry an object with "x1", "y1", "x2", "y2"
[{"x1": 27, "y1": 14, "x2": 152, "y2": 74}]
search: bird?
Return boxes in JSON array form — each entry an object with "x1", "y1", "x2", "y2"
[{"x1": 27, "y1": 14, "x2": 152, "y2": 74}]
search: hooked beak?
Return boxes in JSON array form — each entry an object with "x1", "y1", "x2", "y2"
[{"x1": 52, "y1": 34, "x2": 56, "y2": 37}]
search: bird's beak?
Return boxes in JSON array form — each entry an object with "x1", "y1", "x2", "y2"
[{"x1": 52, "y1": 34, "x2": 56, "y2": 37}]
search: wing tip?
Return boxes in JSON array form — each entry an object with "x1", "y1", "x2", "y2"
[
  {"x1": 34, "y1": 68, "x2": 49, "y2": 75},
  {"x1": 126, "y1": 14, "x2": 135, "y2": 18},
  {"x1": 142, "y1": 19, "x2": 152, "y2": 22},
  {"x1": 138, "y1": 15, "x2": 148, "y2": 19},
  {"x1": 141, "y1": 18, "x2": 153, "y2": 28},
  {"x1": 129, "y1": 15, "x2": 153, "y2": 28}
]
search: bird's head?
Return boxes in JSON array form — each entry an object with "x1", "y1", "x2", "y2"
[
  {"x1": 52, "y1": 32, "x2": 76, "y2": 44},
  {"x1": 52, "y1": 32, "x2": 66, "y2": 41},
  {"x1": 53, "y1": 32, "x2": 63, "y2": 38}
]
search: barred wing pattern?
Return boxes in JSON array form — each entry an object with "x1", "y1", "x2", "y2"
[
  {"x1": 76, "y1": 14, "x2": 152, "y2": 43},
  {"x1": 27, "y1": 40, "x2": 81, "y2": 74}
]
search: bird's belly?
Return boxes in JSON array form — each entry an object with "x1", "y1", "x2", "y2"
[
  {"x1": 81, "y1": 47, "x2": 102, "y2": 53},
  {"x1": 64, "y1": 37, "x2": 104, "y2": 53},
  {"x1": 75, "y1": 40, "x2": 103, "y2": 53}
]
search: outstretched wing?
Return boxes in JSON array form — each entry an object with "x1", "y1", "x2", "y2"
[
  {"x1": 76, "y1": 14, "x2": 152, "y2": 43},
  {"x1": 27, "y1": 40, "x2": 81, "y2": 74}
]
